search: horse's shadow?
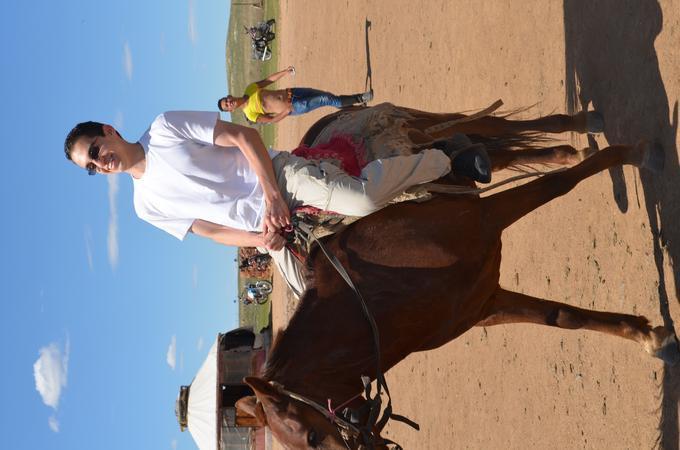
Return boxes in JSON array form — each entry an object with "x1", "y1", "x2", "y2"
[{"x1": 564, "y1": 0, "x2": 679, "y2": 447}]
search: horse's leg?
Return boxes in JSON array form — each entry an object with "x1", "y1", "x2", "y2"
[
  {"x1": 412, "y1": 138, "x2": 596, "y2": 171},
  {"x1": 450, "y1": 111, "x2": 604, "y2": 136},
  {"x1": 477, "y1": 288, "x2": 679, "y2": 364},
  {"x1": 489, "y1": 145, "x2": 596, "y2": 171},
  {"x1": 483, "y1": 142, "x2": 663, "y2": 231}
]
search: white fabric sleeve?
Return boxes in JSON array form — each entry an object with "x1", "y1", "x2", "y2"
[
  {"x1": 140, "y1": 213, "x2": 194, "y2": 241},
  {"x1": 159, "y1": 111, "x2": 219, "y2": 146}
]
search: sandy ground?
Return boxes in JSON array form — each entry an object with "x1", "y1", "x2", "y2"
[{"x1": 268, "y1": 1, "x2": 680, "y2": 448}]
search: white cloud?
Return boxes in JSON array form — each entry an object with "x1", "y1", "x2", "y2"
[
  {"x1": 33, "y1": 338, "x2": 70, "y2": 409},
  {"x1": 171, "y1": 439, "x2": 178, "y2": 450},
  {"x1": 48, "y1": 415, "x2": 60, "y2": 433},
  {"x1": 196, "y1": 336, "x2": 204, "y2": 351},
  {"x1": 123, "y1": 41, "x2": 133, "y2": 80},
  {"x1": 188, "y1": 0, "x2": 198, "y2": 45},
  {"x1": 84, "y1": 225, "x2": 94, "y2": 271},
  {"x1": 166, "y1": 336, "x2": 177, "y2": 371},
  {"x1": 113, "y1": 110, "x2": 124, "y2": 131},
  {"x1": 107, "y1": 175, "x2": 119, "y2": 270}
]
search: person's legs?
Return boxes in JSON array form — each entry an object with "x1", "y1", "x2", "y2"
[
  {"x1": 290, "y1": 88, "x2": 372, "y2": 115},
  {"x1": 325, "y1": 149, "x2": 451, "y2": 215},
  {"x1": 267, "y1": 150, "x2": 449, "y2": 297},
  {"x1": 290, "y1": 88, "x2": 343, "y2": 115},
  {"x1": 272, "y1": 149, "x2": 451, "y2": 217}
]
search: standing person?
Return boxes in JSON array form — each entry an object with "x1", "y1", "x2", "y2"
[
  {"x1": 218, "y1": 66, "x2": 373, "y2": 124},
  {"x1": 63, "y1": 111, "x2": 490, "y2": 297}
]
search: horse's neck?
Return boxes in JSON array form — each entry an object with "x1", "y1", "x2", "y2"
[{"x1": 265, "y1": 295, "x2": 379, "y2": 403}]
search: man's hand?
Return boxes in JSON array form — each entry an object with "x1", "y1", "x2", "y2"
[
  {"x1": 262, "y1": 229, "x2": 286, "y2": 251},
  {"x1": 262, "y1": 196, "x2": 290, "y2": 234}
]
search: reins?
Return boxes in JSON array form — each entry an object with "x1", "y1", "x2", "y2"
[{"x1": 284, "y1": 220, "x2": 419, "y2": 449}]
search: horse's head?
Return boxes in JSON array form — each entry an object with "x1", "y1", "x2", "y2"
[{"x1": 237, "y1": 376, "x2": 389, "y2": 450}]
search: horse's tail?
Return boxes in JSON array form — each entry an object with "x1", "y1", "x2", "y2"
[
  {"x1": 470, "y1": 130, "x2": 555, "y2": 152},
  {"x1": 469, "y1": 106, "x2": 562, "y2": 172}
]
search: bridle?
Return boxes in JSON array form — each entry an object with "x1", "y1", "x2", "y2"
[
  {"x1": 276, "y1": 220, "x2": 419, "y2": 449},
  {"x1": 275, "y1": 385, "x2": 364, "y2": 447}
]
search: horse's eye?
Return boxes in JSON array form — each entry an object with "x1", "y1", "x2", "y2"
[{"x1": 307, "y1": 429, "x2": 318, "y2": 448}]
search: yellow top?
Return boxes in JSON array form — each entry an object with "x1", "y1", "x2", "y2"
[{"x1": 242, "y1": 83, "x2": 265, "y2": 122}]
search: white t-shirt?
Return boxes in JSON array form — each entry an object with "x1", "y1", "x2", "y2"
[{"x1": 133, "y1": 111, "x2": 279, "y2": 240}]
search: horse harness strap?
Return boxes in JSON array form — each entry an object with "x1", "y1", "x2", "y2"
[
  {"x1": 423, "y1": 99, "x2": 504, "y2": 135},
  {"x1": 288, "y1": 221, "x2": 420, "y2": 449},
  {"x1": 276, "y1": 387, "x2": 364, "y2": 442}
]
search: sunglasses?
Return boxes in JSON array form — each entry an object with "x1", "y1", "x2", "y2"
[{"x1": 86, "y1": 141, "x2": 100, "y2": 176}]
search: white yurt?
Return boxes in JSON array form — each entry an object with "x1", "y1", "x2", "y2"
[{"x1": 176, "y1": 328, "x2": 269, "y2": 450}]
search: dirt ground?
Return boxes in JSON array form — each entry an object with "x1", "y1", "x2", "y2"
[{"x1": 269, "y1": 1, "x2": 680, "y2": 448}]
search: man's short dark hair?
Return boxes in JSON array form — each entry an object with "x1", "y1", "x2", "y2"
[
  {"x1": 64, "y1": 121, "x2": 105, "y2": 161},
  {"x1": 217, "y1": 97, "x2": 228, "y2": 112}
]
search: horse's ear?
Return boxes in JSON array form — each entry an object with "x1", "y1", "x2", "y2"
[
  {"x1": 244, "y1": 376, "x2": 285, "y2": 411},
  {"x1": 244, "y1": 376, "x2": 279, "y2": 397},
  {"x1": 235, "y1": 396, "x2": 267, "y2": 426}
]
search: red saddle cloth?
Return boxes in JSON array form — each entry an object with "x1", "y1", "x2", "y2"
[
  {"x1": 290, "y1": 134, "x2": 367, "y2": 217},
  {"x1": 292, "y1": 134, "x2": 367, "y2": 176}
]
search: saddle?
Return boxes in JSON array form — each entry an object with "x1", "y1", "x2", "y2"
[{"x1": 286, "y1": 134, "x2": 432, "y2": 262}]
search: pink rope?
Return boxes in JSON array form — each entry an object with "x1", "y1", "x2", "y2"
[{"x1": 327, "y1": 393, "x2": 363, "y2": 423}]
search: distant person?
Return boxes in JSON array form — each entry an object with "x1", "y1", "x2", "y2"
[
  {"x1": 218, "y1": 66, "x2": 373, "y2": 124},
  {"x1": 63, "y1": 111, "x2": 490, "y2": 297}
]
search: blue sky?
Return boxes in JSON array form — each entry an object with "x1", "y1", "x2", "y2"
[{"x1": 1, "y1": 1, "x2": 238, "y2": 449}]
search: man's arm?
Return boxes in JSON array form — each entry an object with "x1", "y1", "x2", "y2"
[
  {"x1": 256, "y1": 109, "x2": 291, "y2": 124},
  {"x1": 212, "y1": 119, "x2": 290, "y2": 232},
  {"x1": 255, "y1": 66, "x2": 295, "y2": 89},
  {"x1": 191, "y1": 219, "x2": 286, "y2": 250}
]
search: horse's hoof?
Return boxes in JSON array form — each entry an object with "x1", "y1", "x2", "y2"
[
  {"x1": 586, "y1": 111, "x2": 605, "y2": 134},
  {"x1": 638, "y1": 141, "x2": 665, "y2": 173},
  {"x1": 648, "y1": 327, "x2": 680, "y2": 366}
]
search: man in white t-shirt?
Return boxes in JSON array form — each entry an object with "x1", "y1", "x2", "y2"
[{"x1": 64, "y1": 111, "x2": 490, "y2": 297}]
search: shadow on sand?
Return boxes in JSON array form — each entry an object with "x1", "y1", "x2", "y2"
[
  {"x1": 364, "y1": 18, "x2": 373, "y2": 93},
  {"x1": 564, "y1": 0, "x2": 679, "y2": 447}
]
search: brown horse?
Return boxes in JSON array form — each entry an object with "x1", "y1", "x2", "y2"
[
  {"x1": 298, "y1": 102, "x2": 604, "y2": 174},
  {"x1": 235, "y1": 134, "x2": 677, "y2": 448}
]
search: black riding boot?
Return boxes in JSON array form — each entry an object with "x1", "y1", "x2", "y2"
[{"x1": 432, "y1": 133, "x2": 492, "y2": 184}]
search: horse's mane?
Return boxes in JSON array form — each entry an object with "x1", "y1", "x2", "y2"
[
  {"x1": 262, "y1": 287, "x2": 322, "y2": 382},
  {"x1": 264, "y1": 242, "x2": 326, "y2": 381}
]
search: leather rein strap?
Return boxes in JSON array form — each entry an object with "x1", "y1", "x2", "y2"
[{"x1": 289, "y1": 220, "x2": 419, "y2": 449}]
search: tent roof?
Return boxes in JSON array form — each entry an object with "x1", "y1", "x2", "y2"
[{"x1": 187, "y1": 336, "x2": 219, "y2": 450}]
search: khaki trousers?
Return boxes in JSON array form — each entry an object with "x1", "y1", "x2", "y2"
[{"x1": 266, "y1": 149, "x2": 450, "y2": 297}]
